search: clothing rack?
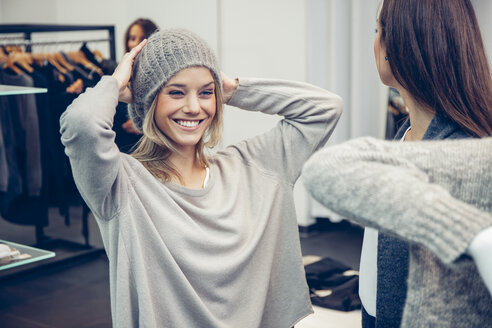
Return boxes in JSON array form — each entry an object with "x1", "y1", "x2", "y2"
[
  {"x1": 0, "y1": 38, "x2": 112, "y2": 47},
  {"x1": 0, "y1": 24, "x2": 116, "y2": 60},
  {"x1": 0, "y1": 24, "x2": 114, "y2": 281}
]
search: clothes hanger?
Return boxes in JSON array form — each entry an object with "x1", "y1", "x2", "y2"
[
  {"x1": 9, "y1": 52, "x2": 34, "y2": 73},
  {"x1": 67, "y1": 50, "x2": 103, "y2": 76},
  {"x1": 66, "y1": 78, "x2": 84, "y2": 94},
  {"x1": 32, "y1": 46, "x2": 66, "y2": 83},
  {"x1": 0, "y1": 46, "x2": 22, "y2": 75},
  {"x1": 45, "y1": 53, "x2": 68, "y2": 75},
  {"x1": 91, "y1": 49, "x2": 104, "y2": 62},
  {"x1": 54, "y1": 52, "x2": 75, "y2": 71}
]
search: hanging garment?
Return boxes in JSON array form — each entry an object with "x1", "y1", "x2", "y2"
[
  {"x1": 0, "y1": 92, "x2": 9, "y2": 192},
  {"x1": 0, "y1": 69, "x2": 42, "y2": 196}
]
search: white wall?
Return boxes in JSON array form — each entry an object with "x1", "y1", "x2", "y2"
[
  {"x1": 472, "y1": 0, "x2": 492, "y2": 64},
  {"x1": 220, "y1": 0, "x2": 307, "y2": 145},
  {"x1": 306, "y1": 0, "x2": 388, "y2": 223},
  {"x1": 219, "y1": 0, "x2": 311, "y2": 226}
]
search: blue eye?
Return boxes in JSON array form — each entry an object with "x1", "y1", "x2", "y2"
[
  {"x1": 169, "y1": 90, "x2": 184, "y2": 96},
  {"x1": 201, "y1": 89, "x2": 214, "y2": 96}
]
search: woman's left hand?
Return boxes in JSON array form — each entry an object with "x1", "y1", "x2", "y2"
[
  {"x1": 221, "y1": 72, "x2": 239, "y2": 104},
  {"x1": 112, "y1": 39, "x2": 147, "y2": 103}
]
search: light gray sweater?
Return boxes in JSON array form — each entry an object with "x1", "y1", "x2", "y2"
[
  {"x1": 60, "y1": 76, "x2": 342, "y2": 328},
  {"x1": 302, "y1": 137, "x2": 492, "y2": 328}
]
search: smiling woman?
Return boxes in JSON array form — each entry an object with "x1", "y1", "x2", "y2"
[
  {"x1": 132, "y1": 65, "x2": 221, "y2": 187},
  {"x1": 129, "y1": 51, "x2": 222, "y2": 191},
  {"x1": 59, "y1": 28, "x2": 343, "y2": 328},
  {"x1": 125, "y1": 30, "x2": 225, "y2": 188},
  {"x1": 156, "y1": 67, "x2": 216, "y2": 148}
]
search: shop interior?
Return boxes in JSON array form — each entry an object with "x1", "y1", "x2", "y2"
[{"x1": 0, "y1": 0, "x2": 490, "y2": 327}]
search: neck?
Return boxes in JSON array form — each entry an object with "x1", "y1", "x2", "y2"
[
  {"x1": 168, "y1": 147, "x2": 207, "y2": 189},
  {"x1": 398, "y1": 89, "x2": 435, "y2": 141}
]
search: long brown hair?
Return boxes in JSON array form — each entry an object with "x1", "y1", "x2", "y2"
[
  {"x1": 379, "y1": 0, "x2": 492, "y2": 137},
  {"x1": 131, "y1": 74, "x2": 224, "y2": 183}
]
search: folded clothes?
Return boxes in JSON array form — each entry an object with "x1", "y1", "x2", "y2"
[{"x1": 0, "y1": 243, "x2": 28, "y2": 265}]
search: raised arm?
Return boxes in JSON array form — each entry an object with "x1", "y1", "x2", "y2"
[
  {"x1": 60, "y1": 40, "x2": 147, "y2": 219},
  {"x1": 302, "y1": 137, "x2": 492, "y2": 264},
  {"x1": 226, "y1": 78, "x2": 343, "y2": 184}
]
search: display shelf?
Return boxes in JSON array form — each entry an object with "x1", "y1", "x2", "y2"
[
  {"x1": 0, "y1": 239, "x2": 55, "y2": 271},
  {"x1": 0, "y1": 84, "x2": 48, "y2": 96}
]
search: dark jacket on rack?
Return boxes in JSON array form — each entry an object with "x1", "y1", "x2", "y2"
[
  {"x1": 0, "y1": 59, "x2": 102, "y2": 226},
  {"x1": 0, "y1": 69, "x2": 46, "y2": 225},
  {"x1": 0, "y1": 70, "x2": 42, "y2": 196}
]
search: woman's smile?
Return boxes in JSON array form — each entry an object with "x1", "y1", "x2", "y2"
[{"x1": 173, "y1": 119, "x2": 205, "y2": 129}]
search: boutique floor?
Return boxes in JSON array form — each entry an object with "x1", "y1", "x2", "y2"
[{"x1": 0, "y1": 207, "x2": 363, "y2": 328}]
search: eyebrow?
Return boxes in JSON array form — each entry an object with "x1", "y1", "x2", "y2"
[{"x1": 165, "y1": 81, "x2": 215, "y2": 89}]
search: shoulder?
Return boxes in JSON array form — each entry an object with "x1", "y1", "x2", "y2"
[
  {"x1": 424, "y1": 114, "x2": 472, "y2": 140},
  {"x1": 119, "y1": 153, "x2": 160, "y2": 184}
]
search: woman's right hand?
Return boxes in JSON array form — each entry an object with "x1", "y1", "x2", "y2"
[
  {"x1": 112, "y1": 39, "x2": 147, "y2": 103},
  {"x1": 221, "y1": 72, "x2": 239, "y2": 104}
]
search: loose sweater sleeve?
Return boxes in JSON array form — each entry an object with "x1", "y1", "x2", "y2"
[
  {"x1": 302, "y1": 136, "x2": 492, "y2": 264},
  {"x1": 227, "y1": 78, "x2": 343, "y2": 184},
  {"x1": 60, "y1": 76, "x2": 126, "y2": 220}
]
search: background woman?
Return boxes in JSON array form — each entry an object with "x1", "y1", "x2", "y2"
[
  {"x1": 123, "y1": 18, "x2": 158, "y2": 53},
  {"x1": 114, "y1": 18, "x2": 159, "y2": 152},
  {"x1": 310, "y1": 0, "x2": 492, "y2": 327}
]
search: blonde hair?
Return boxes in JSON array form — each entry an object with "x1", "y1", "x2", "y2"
[{"x1": 131, "y1": 74, "x2": 223, "y2": 183}]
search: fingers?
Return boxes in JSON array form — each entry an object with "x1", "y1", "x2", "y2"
[
  {"x1": 120, "y1": 38, "x2": 147, "y2": 65},
  {"x1": 220, "y1": 72, "x2": 239, "y2": 104},
  {"x1": 118, "y1": 87, "x2": 133, "y2": 104},
  {"x1": 128, "y1": 39, "x2": 148, "y2": 59},
  {"x1": 113, "y1": 39, "x2": 148, "y2": 102}
]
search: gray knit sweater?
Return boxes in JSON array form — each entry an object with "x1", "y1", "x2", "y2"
[
  {"x1": 302, "y1": 137, "x2": 492, "y2": 328},
  {"x1": 60, "y1": 76, "x2": 342, "y2": 328}
]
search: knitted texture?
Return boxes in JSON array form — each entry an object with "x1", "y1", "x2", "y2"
[
  {"x1": 302, "y1": 136, "x2": 492, "y2": 327},
  {"x1": 129, "y1": 28, "x2": 221, "y2": 132}
]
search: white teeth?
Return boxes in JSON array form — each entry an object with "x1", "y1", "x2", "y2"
[{"x1": 176, "y1": 120, "x2": 199, "y2": 127}]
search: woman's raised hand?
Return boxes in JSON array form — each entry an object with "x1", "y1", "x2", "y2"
[
  {"x1": 112, "y1": 39, "x2": 148, "y2": 103},
  {"x1": 221, "y1": 72, "x2": 239, "y2": 104}
]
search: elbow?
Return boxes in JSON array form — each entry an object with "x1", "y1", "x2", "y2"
[
  {"x1": 60, "y1": 104, "x2": 109, "y2": 154},
  {"x1": 318, "y1": 92, "x2": 343, "y2": 122},
  {"x1": 333, "y1": 94, "x2": 344, "y2": 119},
  {"x1": 60, "y1": 106, "x2": 94, "y2": 141}
]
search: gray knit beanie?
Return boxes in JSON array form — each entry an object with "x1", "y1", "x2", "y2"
[{"x1": 129, "y1": 28, "x2": 221, "y2": 132}]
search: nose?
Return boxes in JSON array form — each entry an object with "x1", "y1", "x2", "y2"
[{"x1": 183, "y1": 94, "x2": 201, "y2": 115}]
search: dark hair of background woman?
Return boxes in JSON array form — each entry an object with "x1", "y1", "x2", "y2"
[
  {"x1": 379, "y1": 0, "x2": 492, "y2": 137},
  {"x1": 124, "y1": 18, "x2": 159, "y2": 52}
]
